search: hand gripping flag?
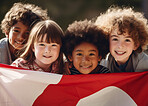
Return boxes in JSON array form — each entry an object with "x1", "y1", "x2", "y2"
[{"x1": 0, "y1": 63, "x2": 148, "y2": 106}]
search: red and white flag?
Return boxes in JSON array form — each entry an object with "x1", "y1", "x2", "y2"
[{"x1": 0, "y1": 63, "x2": 148, "y2": 106}]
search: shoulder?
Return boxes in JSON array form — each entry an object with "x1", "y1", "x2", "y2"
[
  {"x1": 138, "y1": 52, "x2": 148, "y2": 59},
  {"x1": 98, "y1": 65, "x2": 111, "y2": 73},
  {"x1": 0, "y1": 38, "x2": 8, "y2": 43},
  {"x1": 0, "y1": 38, "x2": 8, "y2": 48},
  {"x1": 100, "y1": 53, "x2": 113, "y2": 67},
  {"x1": 133, "y1": 52, "x2": 148, "y2": 62},
  {"x1": 133, "y1": 52, "x2": 148, "y2": 72}
]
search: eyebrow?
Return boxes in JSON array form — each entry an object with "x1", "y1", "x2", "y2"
[
  {"x1": 110, "y1": 35, "x2": 118, "y2": 37},
  {"x1": 110, "y1": 34, "x2": 132, "y2": 38},
  {"x1": 75, "y1": 50, "x2": 97, "y2": 52},
  {"x1": 13, "y1": 27, "x2": 29, "y2": 31},
  {"x1": 13, "y1": 26, "x2": 21, "y2": 29}
]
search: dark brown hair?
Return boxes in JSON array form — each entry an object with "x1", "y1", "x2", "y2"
[
  {"x1": 63, "y1": 19, "x2": 109, "y2": 62},
  {"x1": 1, "y1": 2, "x2": 49, "y2": 34}
]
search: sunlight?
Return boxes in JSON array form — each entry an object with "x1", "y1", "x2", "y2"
[{"x1": 0, "y1": 68, "x2": 25, "y2": 83}]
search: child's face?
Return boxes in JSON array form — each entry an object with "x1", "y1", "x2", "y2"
[
  {"x1": 7, "y1": 21, "x2": 29, "y2": 50},
  {"x1": 69, "y1": 42, "x2": 101, "y2": 74},
  {"x1": 109, "y1": 28, "x2": 138, "y2": 65},
  {"x1": 32, "y1": 34, "x2": 60, "y2": 69}
]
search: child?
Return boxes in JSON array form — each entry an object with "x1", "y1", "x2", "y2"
[
  {"x1": 95, "y1": 6, "x2": 148, "y2": 72},
  {"x1": 11, "y1": 20, "x2": 67, "y2": 74},
  {"x1": 0, "y1": 2, "x2": 49, "y2": 65},
  {"x1": 62, "y1": 19, "x2": 110, "y2": 74}
]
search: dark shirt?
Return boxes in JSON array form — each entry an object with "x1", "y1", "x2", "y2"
[{"x1": 70, "y1": 65, "x2": 110, "y2": 75}]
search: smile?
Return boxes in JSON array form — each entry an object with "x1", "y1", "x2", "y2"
[
  {"x1": 115, "y1": 51, "x2": 126, "y2": 55},
  {"x1": 80, "y1": 64, "x2": 92, "y2": 69},
  {"x1": 43, "y1": 55, "x2": 52, "y2": 58},
  {"x1": 15, "y1": 40, "x2": 25, "y2": 45}
]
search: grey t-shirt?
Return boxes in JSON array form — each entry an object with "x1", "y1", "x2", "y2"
[{"x1": 0, "y1": 38, "x2": 12, "y2": 65}]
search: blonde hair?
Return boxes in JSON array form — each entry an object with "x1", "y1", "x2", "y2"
[
  {"x1": 20, "y1": 20, "x2": 64, "y2": 73},
  {"x1": 95, "y1": 6, "x2": 148, "y2": 52}
]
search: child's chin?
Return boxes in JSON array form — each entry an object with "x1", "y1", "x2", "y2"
[
  {"x1": 14, "y1": 46, "x2": 23, "y2": 50},
  {"x1": 79, "y1": 70, "x2": 92, "y2": 74}
]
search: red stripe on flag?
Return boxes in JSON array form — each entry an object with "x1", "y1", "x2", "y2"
[
  {"x1": 0, "y1": 63, "x2": 31, "y2": 70},
  {"x1": 33, "y1": 72, "x2": 148, "y2": 106}
]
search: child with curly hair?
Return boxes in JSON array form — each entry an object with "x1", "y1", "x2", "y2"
[
  {"x1": 62, "y1": 20, "x2": 110, "y2": 74},
  {"x1": 95, "y1": 6, "x2": 148, "y2": 72},
  {"x1": 0, "y1": 2, "x2": 49, "y2": 65}
]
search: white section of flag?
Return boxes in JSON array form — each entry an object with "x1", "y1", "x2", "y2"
[
  {"x1": 77, "y1": 86, "x2": 137, "y2": 106},
  {"x1": 0, "y1": 64, "x2": 148, "y2": 106},
  {"x1": 0, "y1": 67, "x2": 62, "y2": 106}
]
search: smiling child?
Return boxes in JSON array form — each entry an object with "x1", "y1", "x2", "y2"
[
  {"x1": 63, "y1": 20, "x2": 110, "y2": 74},
  {"x1": 95, "y1": 6, "x2": 148, "y2": 72}
]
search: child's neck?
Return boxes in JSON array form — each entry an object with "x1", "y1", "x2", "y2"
[{"x1": 34, "y1": 60, "x2": 51, "y2": 72}]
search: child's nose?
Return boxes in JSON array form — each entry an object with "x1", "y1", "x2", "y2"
[
  {"x1": 81, "y1": 56, "x2": 91, "y2": 65},
  {"x1": 118, "y1": 41, "x2": 124, "y2": 48},
  {"x1": 45, "y1": 46, "x2": 51, "y2": 53},
  {"x1": 17, "y1": 33, "x2": 25, "y2": 41},
  {"x1": 82, "y1": 56, "x2": 89, "y2": 61}
]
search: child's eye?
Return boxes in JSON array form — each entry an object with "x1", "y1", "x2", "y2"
[
  {"x1": 112, "y1": 38, "x2": 118, "y2": 41},
  {"x1": 13, "y1": 29, "x2": 20, "y2": 33},
  {"x1": 39, "y1": 43, "x2": 45, "y2": 46},
  {"x1": 125, "y1": 39, "x2": 131, "y2": 42},
  {"x1": 52, "y1": 44, "x2": 57, "y2": 46},
  {"x1": 76, "y1": 53, "x2": 82, "y2": 56},
  {"x1": 89, "y1": 53, "x2": 95, "y2": 56}
]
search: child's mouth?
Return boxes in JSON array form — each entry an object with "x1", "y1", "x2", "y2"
[
  {"x1": 15, "y1": 39, "x2": 26, "y2": 45},
  {"x1": 80, "y1": 64, "x2": 92, "y2": 69},
  {"x1": 43, "y1": 55, "x2": 52, "y2": 58},
  {"x1": 115, "y1": 51, "x2": 126, "y2": 55}
]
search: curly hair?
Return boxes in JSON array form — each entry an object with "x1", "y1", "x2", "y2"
[
  {"x1": 62, "y1": 19, "x2": 109, "y2": 62},
  {"x1": 1, "y1": 2, "x2": 49, "y2": 34},
  {"x1": 95, "y1": 6, "x2": 148, "y2": 52}
]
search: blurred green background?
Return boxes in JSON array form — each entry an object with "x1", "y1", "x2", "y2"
[{"x1": 0, "y1": 0, "x2": 148, "y2": 39}]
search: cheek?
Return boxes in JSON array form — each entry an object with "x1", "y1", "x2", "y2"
[
  {"x1": 72, "y1": 57, "x2": 81, "y2": 67},
  {"x1": 57, "y1": 48, "x2": 61, "y2": 53},
  {"x1": 109, "y1": 43, "x2": 114, "y2": 52},
  {"x1": 8, "y1": 35, "x2": 14, "y2": 43},
  {"x1": 34, "y1": 47, "x2": 42, "y2": 56},
  {"x1": 110, "y1": 41, "x2": 115, "y2": 47},
  {"x1": 53, "y1": 48, "x2": 60, "y2": 55},
  {"x1": 92, "y1": 58, "x2": 99, "y2": 65},
  {"x1": 109, "y1": 41, "x2": 117, "y2": 51},
  {"x1": 72, "y1": 57, "x2": 79, "y2": 63}
]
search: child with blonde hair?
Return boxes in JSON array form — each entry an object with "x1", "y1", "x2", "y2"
[
  {"x1": 11, "y1": 20, "x2": 67, "y2": 74},
  {"x1": 95, "y1": 6, "x2": 148, "y2": 72}
]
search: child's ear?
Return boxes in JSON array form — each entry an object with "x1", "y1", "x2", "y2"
[
  {"x1": 98, "y1": 56, "x2": 102, "y2": 62},
  {"x1": 68, "y1": 56, "x2": 73, "y2": 62},
  {"x1": 134, "y1": 43, "x2": 140, "y2": 50}
]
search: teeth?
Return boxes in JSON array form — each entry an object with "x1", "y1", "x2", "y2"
[
  {"x1": 116, "y1": 51, "x2": 125, "y2": 54},
  {"x1": 15, "y1": 39, "x2": 26, "y2": 44},
  {"x1": 80, "y1": 65, "x2": 92, "y2": 68},
  {"x1": 16, "y1": 42, "x2": 22, "y2": 44}
]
